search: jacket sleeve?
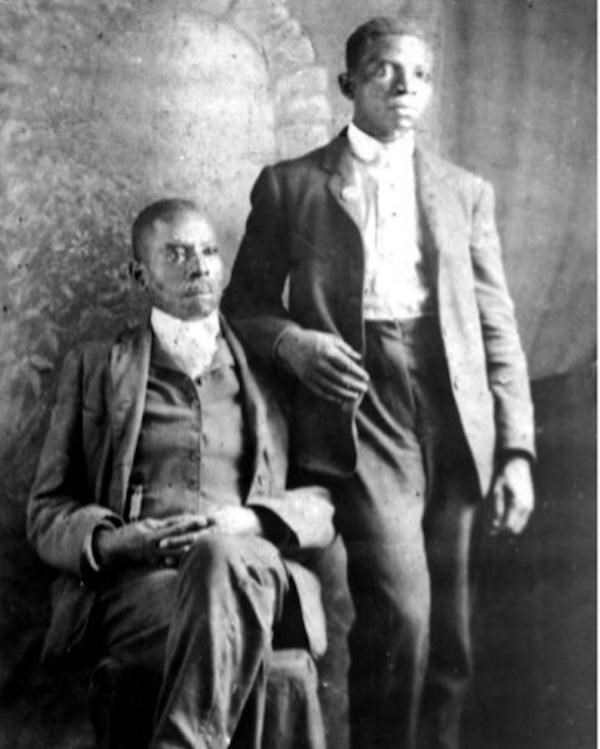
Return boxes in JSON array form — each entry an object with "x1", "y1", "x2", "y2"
[
  {"x1": 470, "y1": 179, "x2": 536, "y2": 458},
  {"x1": 26, "y1": 349, "x2": 122, "y2": 576},
  {"x1": 222, "y1": 165, "x2": 301, "y2": 363}
]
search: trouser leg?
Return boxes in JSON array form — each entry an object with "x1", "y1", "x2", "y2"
[
  {"x1": 339, "y1": 464, "x2": 430, "y2": 749},
  {"x1": 228, "y1": 659, "x2": 267, "y2": 749},
  {"x1": 336, "y1": 321, "x2": 431, "y2": 749},
  {"x1": 88, "y1": 566, "x2": 179, "y2": 749},
  {"x1": 151, "y1": 533, "x2": 291, "y2": 749},
  {"x1": 414, "y1": 324, "x2": 481, "y2": 749},
  {"x1": 338, "y1": 320, "x2": 480, "y2": 749},
  {"x1": 261, "y1": 649, "x2": 326, "y2": 749},
  {"x1": 419, "y1": 467, "x2": 479, "y2": 749}
]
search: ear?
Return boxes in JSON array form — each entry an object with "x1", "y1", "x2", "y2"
[
  {"x1": 338, "y1": 72, "x2": 355, "y2": 100},
  {"x1": 129, "y1": 259, "x2": 148, "y2": 289}
]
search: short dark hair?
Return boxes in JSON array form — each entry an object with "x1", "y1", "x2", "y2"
[
  {"x1": 345, "y1": 16, "x2": 432, "y2": 72},
  {"x1": 131, "y1": 198, "x2": 201, "y2": 259}
]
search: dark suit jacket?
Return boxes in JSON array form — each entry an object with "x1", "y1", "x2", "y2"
[
  {"x1": 223, "y1": 133, "x2": 535, "y2": 495},
  {"x1": 27, "y1": 316, "x2": 333, "y2": 661}
]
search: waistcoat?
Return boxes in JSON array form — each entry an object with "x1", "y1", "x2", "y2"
[{"x1": 127, "y1": 336, "x2": 249, "y2": 521}]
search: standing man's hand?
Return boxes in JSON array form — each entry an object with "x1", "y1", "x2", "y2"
[
  {"x1": 276, "y1": 327, "x2": 369, "y2": 404},
  {"x1": 488, "y1": 456, "x2": 534, "y2": 535}
]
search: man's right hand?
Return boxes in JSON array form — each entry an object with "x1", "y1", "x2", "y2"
[
  {"x1": 94, "y1": 515, "x2": 212, "y2": 569},
  {"x1": 276, "y1": 327, "x2": 369, "y2": 404}
]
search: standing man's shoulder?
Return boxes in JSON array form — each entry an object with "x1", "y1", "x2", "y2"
[
  {"x1": 273, "y1": 134, "x2": 342, "y2": 170},
  {"x1": 258, "y1": 134, "x2": 347, "y2": 186},
  {"x1": 416, "y1": 146, "x2": 493, "y2": 199}
]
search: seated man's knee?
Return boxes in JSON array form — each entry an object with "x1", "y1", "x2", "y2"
[
  {"x1": 179, "y1": 533, "x2": 269, "y2": 602},
  {"x1": 182, "y1": 533, "x2": 284, "y2": 586},
  {"x1": 178, "y1": 533, "x2": 288, "y2": 627},
  {"x1": 182, "y1": 532, "x2": 241, "y2": 582}
]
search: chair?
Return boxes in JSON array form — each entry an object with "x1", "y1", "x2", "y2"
[{"x1": 88, "y1": 647, "x2": 325, "y2": 749}]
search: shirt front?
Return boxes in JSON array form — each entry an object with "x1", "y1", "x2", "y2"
[
  {"x1": 150, "y1": 307, "x2": 220, "y2": 380},
  {"x1": 347, "y1": 122, "x2": 433, "y2": 320}
]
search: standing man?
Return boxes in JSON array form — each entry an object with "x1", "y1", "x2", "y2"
[
  {"x1": 27, "y1": 199, "x2": 333, "y2": 749},
  {"x1": 223, "y1": 16, "x2": 535, "y2": 749}
]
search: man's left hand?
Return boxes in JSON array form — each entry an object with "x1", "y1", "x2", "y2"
[{"x1": 489, "y1": 456, "x2": 534, "y2": 535}]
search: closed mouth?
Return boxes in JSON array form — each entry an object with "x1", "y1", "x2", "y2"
[{"x1": 184, "y1": 286, "x2": 215, "y2": 297}]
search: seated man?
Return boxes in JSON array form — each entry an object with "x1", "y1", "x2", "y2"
[{"x1": 27, "y1": 199, "x2": 333, "y2": 749}]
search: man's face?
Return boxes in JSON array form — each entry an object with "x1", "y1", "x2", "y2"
[
  {"x1": 343, "y1": 33, "x2": 433, "y2": 142},
  {"x1": 135, "y1": 211, "x2": 224, "y2": 321}
]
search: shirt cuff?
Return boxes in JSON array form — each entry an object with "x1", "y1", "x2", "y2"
[
  {"x1": 272, "y1": 324, "x2": 303, "y2": 368},
  {"x1": 84, "y1": 529, "x2": 102, "y2": 573},
  {"x1": 498, "y1": 448, "x2": 535, "y2": 465},
  {"x1": 80, "y1": 520, "x2": 120, "y2": 582}
]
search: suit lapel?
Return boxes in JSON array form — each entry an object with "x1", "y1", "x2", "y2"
[
  {"x1": 220, "y1": 315, "x2": 270, "y2": 495},
  {"x1": 109, "y1": 325, "x2": 151, "y2": 512},
  {"x1": 323, "y1": 137, "x2": 457, "y2": 290},
  {"x1": 414, "y1": 147, "x2": 457, "y2": 289},
  {"x1": 320, "y1": 135, "x2": 466, "y2": 313},
  {"x1": 323, "y1": 134, "x2": 367, "y2": 232},
  {"x1": 107, "y1": 317, "x2": 273, "y2": 512}
]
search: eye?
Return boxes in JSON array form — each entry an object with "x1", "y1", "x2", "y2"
[
  {"x1": 165, "y1": 244, "x2": 187, "y2": 264},
  {"x1": 373, "y1": 62, "x2": 389, "y2": 78},
  {"x1": 204, "y1": 245, "x2": 219, "y2": 257},
  {"x1": 414, "y1": 67, "x2": 431, "y2": 83}
]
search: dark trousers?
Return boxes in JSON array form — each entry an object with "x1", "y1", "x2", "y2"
[
  {"x1": 335, "y1": 320, "x2": 480, "y2": 749},
  {"x1": 88, "y1": 534, "x2": 319, "y2": 749}
]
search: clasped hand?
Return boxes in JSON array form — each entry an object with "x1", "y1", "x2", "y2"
[
  {"x1": 277, "y1": 327, "x2": 369, "y2": 404},
  {"x1": 95, "y1": 507, "x2": 263, "y2": 569}
]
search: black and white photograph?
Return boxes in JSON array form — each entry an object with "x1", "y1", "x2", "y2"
[{"x1": 0, "y1": 1, "x2": 595, "y2": 748}]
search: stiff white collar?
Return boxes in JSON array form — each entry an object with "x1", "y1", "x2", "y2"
[
  {"x1": 348, "y1": 121, "x2": 414, "y2": 168},
  {"x1": 150, "y1": 307, "x2": 220, "y2": 380}
]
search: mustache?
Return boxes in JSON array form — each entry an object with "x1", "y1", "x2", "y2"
[{"x1": 151, "y1": 278, "x2": 221, "y2": 295}]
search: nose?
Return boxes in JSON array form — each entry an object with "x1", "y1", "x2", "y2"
[
  {"x1": 187, "y1": 250, "x2": 210, "y2": 278},
  {"x1": 392, "y1": 68, "x2": 412, "y2": 94}
]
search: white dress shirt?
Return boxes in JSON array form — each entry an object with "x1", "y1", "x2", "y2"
[
  {"x1": 151, "y1": 307, "x2": 220, "y2": 380},
  {"x1": 347, "y1": 122, "x2": 433, "y2": 320}
]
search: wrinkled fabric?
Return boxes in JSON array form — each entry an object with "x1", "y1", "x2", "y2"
[{"x1": 336, "y1": 320, "x2": 479, "y2": 749}]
